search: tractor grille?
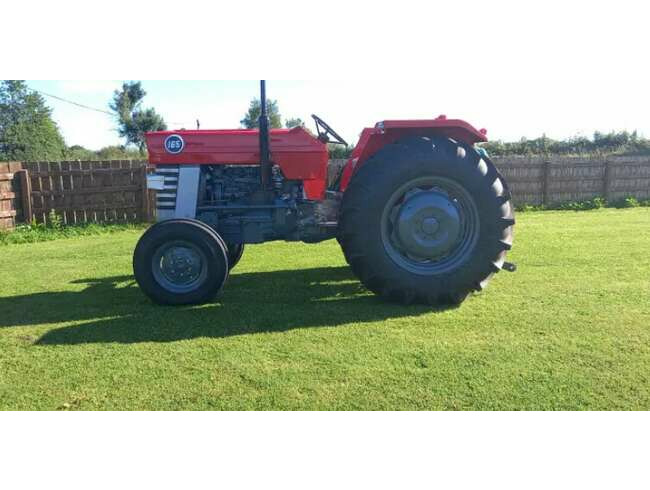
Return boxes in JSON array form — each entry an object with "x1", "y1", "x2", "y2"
[{"x1": 154, "y1": 165, "x2": 180, "y2": 211}]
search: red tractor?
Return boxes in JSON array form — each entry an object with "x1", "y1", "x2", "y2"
[{"x1": 134, "y1": 81, "x2": 515, "y2": 306}]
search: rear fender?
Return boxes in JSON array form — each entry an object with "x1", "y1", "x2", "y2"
[{"x1": 339, "y1": 117, "x2": 488, "y2": 191}]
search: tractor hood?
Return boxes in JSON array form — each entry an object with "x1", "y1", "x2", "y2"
[
  {"x1": 145, "y1": 126, "x2": 326, "y2": 166},
  {"x1": 145, "y1": 126, "x2": 330, "y2": 199}
]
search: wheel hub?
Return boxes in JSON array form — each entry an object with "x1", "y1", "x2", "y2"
[
  {"x1": 152, "y1": 240, "x2": 208, "y2": 293},
  {"x1": 380, "y1": 176, "x2": 480, "y2": 276},
  {"x1": 421, "y1": 217, "x2": 440, "y2": 235},
  {"x1": 160, "y1": 246, "x2": 203, "y2": 285},
  {"x1": 393, "y1": 191, "x2": 461, "y2": 260}
]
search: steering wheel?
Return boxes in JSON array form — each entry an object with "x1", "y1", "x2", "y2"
[{"x1": 312, "y1": 114, "x2": 348, "y2": 146}]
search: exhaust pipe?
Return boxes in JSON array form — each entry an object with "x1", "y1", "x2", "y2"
[{"x1": 259, "y1": 80, "x2": 271, "y2": 190}]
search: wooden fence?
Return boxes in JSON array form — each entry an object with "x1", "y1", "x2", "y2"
[
  {"x1": 0, "y1": 162, "x2": 22, "y2": 230},
  {"x1": 1, "y1": 160, "x2": 153, "y2": 230},
  {"x1": 494, "y1": 155, "x2": 650, "y2": 205},
  {"x1": 1, "y1": 157, "x2": 649, "y2": 232},
  {"x1": 21, "y1": 160, "x2": 152, "y2": 225},
  {"x1": 330, "y1": 156, "x2": 650, "y2": 206}
]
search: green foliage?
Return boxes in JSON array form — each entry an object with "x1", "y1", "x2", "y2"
[
  {"x1": 613, "y1": 197, "x2": 640, "y2": 208},
  {"x1": 285, "y1": 117, "x2": 305, "y2": 129},
  {"x1": 110, "y1": 82, "x2": 166, "y2": 152},
  {"x1": 513, "y1": 196, "x2": 650, "y2": 212},
  {"x1": 555, "y1": 197, "x2": 606, "y2": 211},
  {"x1": 591, "y1": 196, "x2": 607, "y2": 209},
  {"x1": 240, "y1": 98, "x2": 282, "y2": 129},
  {"x1": 95, "y1": 145, "x2": 144, "y2": 160},
  {"x1": 64, "y1": 145, "x2": 97, "y2": 160},
  {"x1": 327, "y1": 143, "x2": 353, "y2": 159},
  {"x1": 64, "y1": 144, "x2": 145, "y2": 161},
  {"x1": 47, "y1": 210, "x2": 63, "y2": 230},
  {"x1": 482, "y1": 131, "x2": 650, "y2": 157},
  {"x1": 515, "y1": 203, "x2": 546, "y2": 212},
  {"x1": 0, "y1": 80, "x2": 67, "y2": 161},
  {"x1": 0, "y1": 221, "x2": 142, "y2": 246}
]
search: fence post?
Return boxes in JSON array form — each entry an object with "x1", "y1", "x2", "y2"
[
  {"x1": 17, "y1": 168, "x2": 33, "y2": 224},
  {"x1": 140, "y1": 163, "x2": 150, "y2": 222},
  {"x1": 542, "y1": 161, "x2": 551, "y2": 205},
  {"x1": 0, "y1": 163, "x2": 16, "y2": 230},
  {"x1": 603, "y1": 159, "x2": 611, "y2": 202}
]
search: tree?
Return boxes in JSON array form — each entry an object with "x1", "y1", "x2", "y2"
[
  {"x1": 95, "y1": 145, "x2": 143, "y2": 160},
  {"x1": 0, "y1": 80, "x2": 67, "y2": 161},
  {"x1": 285, "y1": 117, "x2": 305, "y2": 129},
  {"x1": 110, "y1": 81, "x2": 166, "y2": 152},
  {"x1": 240, "y1": 98, "x2": 282, "y2": 129},
  {"x1": 64, "y1": 145, "x2": 96, "y2": 160},
  {"x1": 63, "y1": 144, "x2": 143, "y2": 161},
  {"x1": 328, "y1": 143, "x2": 354, "y2": 159}
]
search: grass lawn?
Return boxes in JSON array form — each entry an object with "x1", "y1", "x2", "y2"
[{"x1": 1, "y1": 208, "x2": 649, "y2": 410}]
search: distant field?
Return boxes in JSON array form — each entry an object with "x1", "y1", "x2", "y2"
[{"x1": 1, "y1": 209, "x2": 649, "y2": 410}]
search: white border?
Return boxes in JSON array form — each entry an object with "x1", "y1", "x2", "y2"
[
  {"x1": 2, "y1": 412, "x2": 649, "y2": 490},
  {"x1": 3, "y1": 1, "x2": 650, "y2": 81},
  {"x1": 2, "y1": 2, "x2": 650, "y2": 489}
]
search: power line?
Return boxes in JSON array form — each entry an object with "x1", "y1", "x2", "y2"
[
  {"x1": 35, "y1": 89, "x2": 115, "y2": 116},
  {"x1": 32, "y1": 87, "x2": 189, "y2": 126}
]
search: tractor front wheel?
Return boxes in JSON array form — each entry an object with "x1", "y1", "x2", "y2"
[
  {"x1": 338, "y1": 136, "x2": 514, "y2": 306},
  {"x1": 133, "y1": 219, "x2": 229, "y2": 305},
  {"x1": 226, "y1": 243, "x2": 245, "y2": 270}
]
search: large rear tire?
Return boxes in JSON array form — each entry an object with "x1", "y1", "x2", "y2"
[
  {"x1": 338, "y1": 136, "x2": 514, "y2": 306},
  {"x1": 133, "y1": 219, "x2": 229, "y2": 305}
]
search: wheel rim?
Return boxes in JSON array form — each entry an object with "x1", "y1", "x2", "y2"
[
  {"x1": 380, "y1": 176, "x2": 480, "y2": 275},
  {"x1": 151, "y1": 240, "x2": 208, "y2": 293}
]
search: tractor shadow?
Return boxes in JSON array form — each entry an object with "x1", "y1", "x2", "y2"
[{"x1": 0, "y1": 267, "x2": 454, "y2": 345}]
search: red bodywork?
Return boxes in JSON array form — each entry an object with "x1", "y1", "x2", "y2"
[
  {"x1": 146, "y1": 117, "x2": 487, "y2": 200},
  {"x1": 146, "y1": 127, "x2": 329, "y2": 199}
]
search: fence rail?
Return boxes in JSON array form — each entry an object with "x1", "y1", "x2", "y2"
[{"x1": 0, "y1": 156, "x2": 649, "y2": 231}]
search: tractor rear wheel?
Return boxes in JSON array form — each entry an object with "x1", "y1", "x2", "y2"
[
  {"x1": 338, "y1": 136, "x2": 514, "y2": 306},
  {"x1": 133, "y1": 219, "x2": 229, "y2": 305}
]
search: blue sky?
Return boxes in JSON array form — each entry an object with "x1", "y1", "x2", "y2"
[{"x1": 26, "y1": 80, "x2": 650, "y2": 150}]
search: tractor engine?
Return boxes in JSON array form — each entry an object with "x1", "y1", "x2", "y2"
[
  {"x1": 202, "y1": 165, "x2": 264, "y2": 203},
  {"x1": 151, "y1": 163, "x2": 338, "y2": 246},
  {"x1": 198, "y1": 164, "x2": 302, "y2": 244}
]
